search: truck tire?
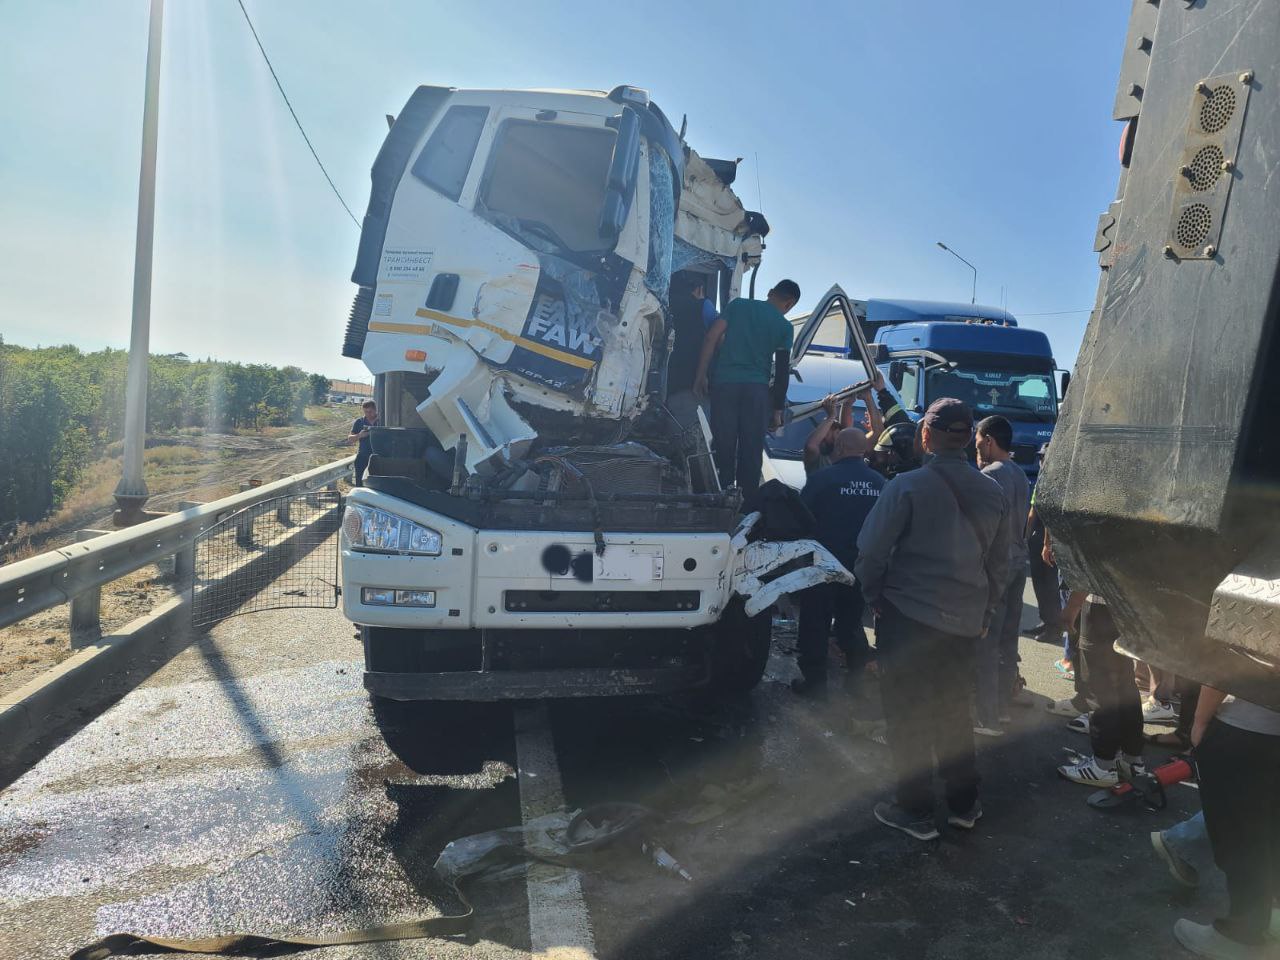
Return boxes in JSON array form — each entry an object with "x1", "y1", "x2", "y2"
[{"x1": 707, "y1": 598, "x2": 773, "y2": 696}]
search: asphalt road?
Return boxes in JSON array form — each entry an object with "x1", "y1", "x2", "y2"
[{"x1": 0, "y1": 582, "x2": 1213, "y2": 960}]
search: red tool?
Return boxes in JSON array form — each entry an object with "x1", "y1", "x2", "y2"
[{"x1": 1086, "y1": 754, "x2": 1195, "y2": 811}]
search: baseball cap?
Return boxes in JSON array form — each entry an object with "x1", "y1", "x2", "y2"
[{"x1": 922, "y1": 397, "x2": 974, "y2": 434}]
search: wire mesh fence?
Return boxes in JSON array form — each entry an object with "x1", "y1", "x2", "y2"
[{"x1": 192, "y1": 490, "x2": 341, "y2": 627}]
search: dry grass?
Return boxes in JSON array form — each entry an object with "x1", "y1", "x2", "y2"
[{"x1": 1, "y1": 403, "x2": 353, "y2": 564}]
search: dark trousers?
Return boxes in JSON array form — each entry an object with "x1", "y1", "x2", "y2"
[
  {"x1": 876, "y1": 602, "x2": 980, "y2": 818},
  {"x1": 797, "y1": 582, "x2": 869, "y2": 681},
  {"x1": 709, "y1": 382, "x2": 770, "y2": 498},
  {"x1": 1027, "y1": 517, "x2": 1063, "y2": 629},
  {"x1": 1197, "y1": 718, "x2": 1280, "y2": 945},
  {"x1": 354, "y1": 453, "x2": 370, "y2": 487},
  {"x1": 1077, "y1": 601, "x2": 1143, "y2": 760},
  {"x1": 1174, "y1": 676, "x2": 1200, "y2": 742},
  {"x1": 976, "y1": 571, "x2": 1027, "y2": 725}
]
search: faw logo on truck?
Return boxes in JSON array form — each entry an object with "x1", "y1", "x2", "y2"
[
  {"x1": 526, "y1": 292, "x2": 603, "y2": 355},
  {"x1": 503, "y1": 270, "x2": 605, "y2": 395}
]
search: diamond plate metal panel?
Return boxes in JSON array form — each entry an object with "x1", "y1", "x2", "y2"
[{"x1": 1207, "y1": 538, "x2": 1280, "y2": 666}]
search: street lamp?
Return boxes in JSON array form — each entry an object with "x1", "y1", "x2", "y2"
[
  {"x1": 936, "y1": 241, "x2": 977, "y2": 305},
  {"x1": 113, "y1": 0, "x2": 164, "y2": 526}
]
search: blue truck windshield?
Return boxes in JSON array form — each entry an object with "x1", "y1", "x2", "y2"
[{"x1": 926, "y1": 366, "x2": 1057, "y2": 423}]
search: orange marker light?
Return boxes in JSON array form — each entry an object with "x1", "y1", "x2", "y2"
[{"x1": 404, "y1": 349, "x2": 427, "y2": 362}]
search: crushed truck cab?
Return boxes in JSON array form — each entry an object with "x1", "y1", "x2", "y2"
[{"x1": 339, "y1": 84, "x2": 870, "y2": 701}]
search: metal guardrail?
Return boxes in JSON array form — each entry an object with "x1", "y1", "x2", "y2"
[{"x1": 0, "y1": 457, "x2": 353, "y2": 635}]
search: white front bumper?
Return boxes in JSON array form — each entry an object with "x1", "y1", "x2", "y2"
[{"x1": 341, "y1": 491, "x2": 735, "y2": 630}]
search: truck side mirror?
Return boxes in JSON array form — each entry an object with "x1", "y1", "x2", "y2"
[
  {"x1": 1059, "y1": 370, "x2": 1071, "y2": 400},
  {"x1": 889, "y1": 360, "x2": 907, "y2": 390},
  {"x1": 599, "y1": 109, "x2": 642, "y2": 243}
]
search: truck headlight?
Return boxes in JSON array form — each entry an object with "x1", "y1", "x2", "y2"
[{"x1": 342, "y1": 504, "x2": 442, "y2": 556}]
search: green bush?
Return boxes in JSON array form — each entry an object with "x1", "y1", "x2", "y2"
[{"x1": 0, "y1": 338, "x2": 329, "y2": 524}]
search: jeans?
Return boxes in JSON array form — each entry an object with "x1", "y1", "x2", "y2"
[
  {"x1": 1164, "y1": 811, "x2": 1218, "y2": 882},
  {"x1": 1077, "y1": 601, "x2": 1144, "y2": 760},
  {"x1": 975, "y1": 571, "x2": 1027, "y2": 726},
  {"x1": 709, "y1": 381, "x2": 771, "y2": 498},
  {"x1": 876, "y1": 601, "x2": 980, "y2": 818},
  {"x1": 354, "y1": 452, "x2": 370, "y2": 487},
  {"x1": 1197, "y1": 718, "x2": 1280, "y2": 945},
  {"x1": 797, "y1": 582, "x2": 869, "y2": 682}
]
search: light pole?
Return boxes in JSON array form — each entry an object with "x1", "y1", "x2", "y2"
[
  {"x1": 113, "y1": 0, "x2": 165, "y2": 526},
  {"x1": 936, "y1": 241, "x2": 977, "y2": 305}
]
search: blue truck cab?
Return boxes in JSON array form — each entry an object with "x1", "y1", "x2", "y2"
[
  {"x1": 778, "y1": 292, "x2": 1061, "y2": 483},
  {"x1": 869, "y1": 300, "x2": 1058, "y2": 480}
]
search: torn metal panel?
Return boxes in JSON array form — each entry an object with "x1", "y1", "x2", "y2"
[
  {"x1": 677, "y1": 150, "x2": 754, "y2": 259},
  {"x1": 729, "y1": 514, "x2": 855, "y2": 617}
]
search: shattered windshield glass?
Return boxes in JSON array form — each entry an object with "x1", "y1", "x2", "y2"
[
  {"x1": 480, "y1": 120, "x2": 617, "y2": 254},
  {"x1": 926, "y1": 366, "x2": 1058, "y2": 422}
]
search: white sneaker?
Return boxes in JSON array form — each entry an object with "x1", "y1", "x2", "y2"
[
  {"x1": 1057, "y1": 755, "x2": 1118, "y2": 785},
  {"x1": 1142, "y1": 697, "x2": 1178, "y2": 725},
  {"x1": 1173, "y1": 918, "x2": 1270, "y2": 959}
]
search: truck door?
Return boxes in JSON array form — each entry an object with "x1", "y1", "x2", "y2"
[{"x1": 790, "y1": 284, "x2": 877, "y2": 382}]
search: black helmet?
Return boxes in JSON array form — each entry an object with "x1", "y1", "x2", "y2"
[{"x1": 875, "y1": 422, "x2": 917, "y2": 459}]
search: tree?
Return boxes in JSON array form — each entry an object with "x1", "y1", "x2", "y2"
[{"x1": 308, "y1": 373, "x2": 331, "y2": 405}]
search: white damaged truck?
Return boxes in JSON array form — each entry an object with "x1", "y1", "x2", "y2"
[{"x1": 338, "y1": 85, "x2": 874, "y2": 701}]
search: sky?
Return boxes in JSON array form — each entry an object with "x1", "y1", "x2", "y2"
[{"x1": 0, "y1": 1, "x2": 1130, "y2": 382}]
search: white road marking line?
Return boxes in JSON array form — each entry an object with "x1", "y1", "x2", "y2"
[{"x1": 512, "y1": 702, "x2": 596, "y2": 960}]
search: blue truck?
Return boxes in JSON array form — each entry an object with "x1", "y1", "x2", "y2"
[{"x1": 772, "y1": 289, "x2": 1063, "y2": 484}]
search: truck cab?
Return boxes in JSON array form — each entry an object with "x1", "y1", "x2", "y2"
[
  {"x1": 783, "y1": 296, "x2": 1061, "y2": 482},
  {"x1": 873, "y1": 303, "x2": 1059, "y2": 481},
  {"x1": 337, "y1": 85, "x2": 862, "y2": 704}
]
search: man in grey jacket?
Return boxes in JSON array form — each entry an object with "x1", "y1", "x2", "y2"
[
  {"x1": 974, "y1": 415, "x2": 1031, "y2": 734},
  {"x1": 855, "y1": 398, "x2": 1010, "y2": 840}
]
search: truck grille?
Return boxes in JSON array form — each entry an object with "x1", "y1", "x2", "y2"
[
  {"x1": 549, "y1": 443, "x2": 669, "y2": 495},
  {"x1": 505, "y1": 590, "x2": 699, "y2": 613}
]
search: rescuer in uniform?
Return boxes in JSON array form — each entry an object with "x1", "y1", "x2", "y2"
[
  {"x1": 855, "y1": 398, "x2": 1009, "y2": 840},
  {"x1": 792, "y1": 426, "x2": 885, "y2": 697},
  {"x1": 692, "y1": 279, "x2": 800, "y2": 497}
]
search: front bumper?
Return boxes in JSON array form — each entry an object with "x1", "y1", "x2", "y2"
[{"x1": 342, "y1": 490, "x2": 735, "y2": 629}]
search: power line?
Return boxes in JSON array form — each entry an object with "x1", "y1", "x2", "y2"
[{"x1": 234, "y1": 0, "x2": 360, "y2": 229}]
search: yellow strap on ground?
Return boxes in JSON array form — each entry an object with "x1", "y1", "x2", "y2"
[{"x1": 70, "y1": 894, "x2": 473, "y2": 958}]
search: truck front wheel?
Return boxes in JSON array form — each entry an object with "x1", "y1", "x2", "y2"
[{"x1": 707, "y1": 598, "x2": 773, "y2": 695}]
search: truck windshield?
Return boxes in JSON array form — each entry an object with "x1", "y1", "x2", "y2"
[
  {"x1": 926, "y1": 366, "x2": 1058, "y2": 422},
  {"x1": 480, "y1": 120, "x2": 618, "y2": 255}
]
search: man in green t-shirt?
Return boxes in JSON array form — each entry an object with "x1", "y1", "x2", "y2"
[{"x1": 693, "y1": 279, "x2": 800, "y2": 496}]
